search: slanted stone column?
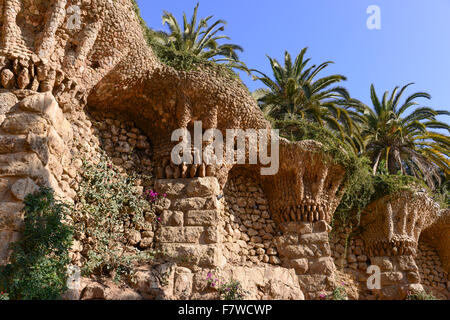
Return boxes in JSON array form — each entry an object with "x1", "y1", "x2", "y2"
[
  {"x1": 154, "y1": 177, "x2": 227, "y2": 268},
  {"x1": 0, "y1": 91, "x2": 74, "y2": 265},
  {"x1": 361, "y1": 190, "x2": 439, "y2": 299}
]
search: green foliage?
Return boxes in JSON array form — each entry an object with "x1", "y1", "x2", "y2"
[
  {"x1": 207, "y1": 273, "x2": 246, "y2": 300},
  {"x1": 148, "y1": 39, "x2": 251, "y2": 96},
  {"x1": 0, "y1": 291, "x2": 10, "y2": 300},
  {"x1": 0, "y1": 188, "x2": 73, "y2": 300},
  {"x1": 73, "y1": 155, "x2": 155, "y2": 281},
  {"x1": 132, "y1": 0, "x2": 248, "y2": 77},
  {"x1": 433, "y1": 178, "x2": 449, "y2": 209},
  {"x1": 372, "y1": 173, "x2": 424, "y2": 202},
  {"x1": 327, "y1": 286, "x2": 348, "y2": 300},
  {"x1": 154, "y1": 3, "x2": 244, "y2": 63},
  {"x1": 149, "y1": 40, "x2": 204, "y2": 71},
  {"x1": 218, "y1": 280, "x2": 247, "y2": 300},
  {"x1": 343, "y1": 83, "x2": 450, "y2": 189},
  {"x1": 252, "y1": 48, "x2": 361, "y2": 152},
  {"x1": 406, "y1": 291, "x2": 439, "y2": 300}
]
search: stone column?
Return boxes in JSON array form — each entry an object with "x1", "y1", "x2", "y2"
[
  {"x1": 274, "y1": 220, "x2": 336, "y2": 299},
  {"x1": 154, "y1": 177, "x2": 227, "y2": 268},
  {"x1": 260, "y1": 141, "x2": 347, "y2": 299},
  {"x1": 361, "y1": 190, "x2": 439, "y2": 299},
  {"x1": 0, "y1": 91, "x2": 74, "y2": 265}
]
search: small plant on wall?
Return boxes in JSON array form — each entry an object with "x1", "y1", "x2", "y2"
[
  {"x1": 406, "y1": 290, "x2": 439, "y2": 300},
  {"x1": 319, "y1": 283, "x2": 349, "y2": 301},
  {"x1": 73, "y1": 154, "x2": 157, "y2": 282},
  {"x1": 0, "y1": 188, "x2": 74, "y2": 300},
  {"x1": 207, "y1": 272, "x2": 247, "y2": 300}
]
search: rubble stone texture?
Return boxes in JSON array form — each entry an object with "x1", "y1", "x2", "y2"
[
  {"x1": 358, "y1": 190, "x2": 445, "y2": 299},
  {"x1": 361, "y1": 190, "x2": 439, "y2": 257},
  {"x1": 0, "y1": 0, "x2": 448, "y2": 300}
]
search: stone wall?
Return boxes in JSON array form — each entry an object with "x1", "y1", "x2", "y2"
[
  {"x1": 330, "y1": 231, "x2": 369, "y2": 273},
  {"x1": 79, "y1": 262, "x2": 305, "y2": 300},
  {"x1": 90, "y1": 112, "x2": 153, "y2": 175},
  {"x1": 0, "y1": 0, "x2": 449, "y2": 301},
  {"x1": 417, "y1": 239, "x2": 449, "y2": 299},
  {"x1": 223, "y1": 171, "x2": 281, "y2": 266}
]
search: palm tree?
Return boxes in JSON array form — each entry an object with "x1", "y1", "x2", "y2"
[
  {"x1": 344, "y1": 83, "x2": 450, "y2": 188},
  {"x1": 151, "y1": 3, "x2": 244, "y2": 65},
  {"x1": 251, "y1": 48, "x2": 361, "y2": 150}
]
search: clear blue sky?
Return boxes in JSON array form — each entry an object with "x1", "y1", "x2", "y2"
[{"x1": 137, "y1": 0, "x2": 450, "y2": 116}]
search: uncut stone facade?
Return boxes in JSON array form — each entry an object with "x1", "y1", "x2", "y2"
[{"x1": 0, "y1": 0, "x2": 448, "y2": 300}]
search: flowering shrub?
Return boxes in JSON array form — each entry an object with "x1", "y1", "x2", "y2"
[
  {"x1": 144, "y1": 190, "x2": 167, "y2": 227},
  {"x1": 0, "y1": 292, "x2": 9, "y2": 300},
  {"x1": 0, "y1": 188, "x2": 73, "y2": 300},
  {"x1": 73, "y1": 155, "x2": 156, "y2": 282},
  {"x1": 145, "y1": 189, "x2": 167, "y2": 203},
  {"x1": 207, "y1": 273, "x2": 247, "y2": 300},
  {"x1": 329, "y1": 286, "x2": 348, "y2": 300}
]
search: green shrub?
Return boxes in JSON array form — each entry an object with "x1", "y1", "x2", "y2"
[
  {"x1": 73, "y1": 155, "x2": 155, "y2": 282},
  {"x1": 372, "y1": 173, "x2": 424, "y2": 202},
  {"x1": 218, "y1": 280, "x2": 247, "y2": 300},
  {"x1": 406, "y1": 291, "x2": 439, "y2": 300},
  {"x1": 131, "y1": 0, "x2": 248, "y2": 91},
  {"x1": 0, "y1": 188, "x2": 73, "y2": 300},
  {"x1": 327, "y1": 286, "x2": 348, "y2": 300}
]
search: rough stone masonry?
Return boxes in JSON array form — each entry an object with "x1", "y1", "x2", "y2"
[{"x1": 0, "y1": 0, "x2": 448, "y2": 300}]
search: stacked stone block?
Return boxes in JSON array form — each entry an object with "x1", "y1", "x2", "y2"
[
  {"x1": 154, "y1": 177, "x2": 226, "y2": 268},
  {"x1": 365, "y1": 255, "x2": 423, "y2": 299},
  {"x1": 0, "y1": 90, "x2": 74, "y2": 264},
  {"x1": 274, "y1": 221, "x2": 336, "y2": 299}
]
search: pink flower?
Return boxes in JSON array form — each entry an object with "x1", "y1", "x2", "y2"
[{"x1": 206, "y1": 272, "x2": 212, "y2": 279}]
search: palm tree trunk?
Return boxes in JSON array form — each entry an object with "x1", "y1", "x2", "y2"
[
  {"x1": 372, "y1": 151, "x2": 382, "y2": 175},
  {"x1": 388, "y1": 154, "x2": 397, "y2": 175}
]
